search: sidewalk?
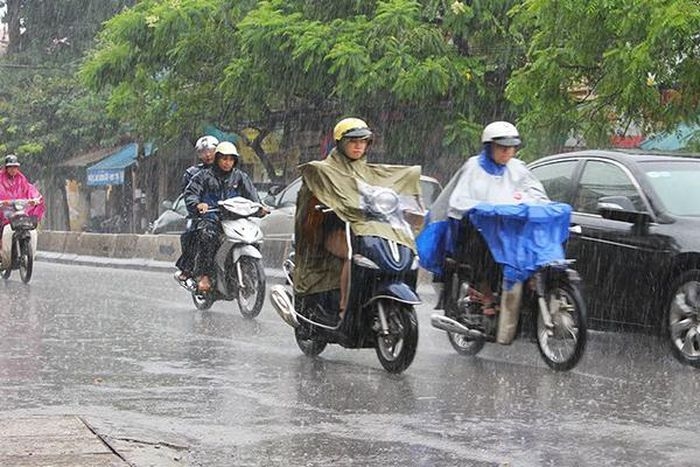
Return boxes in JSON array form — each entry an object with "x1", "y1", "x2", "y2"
[{"x1": 0, "y1": 416, "x2": 128, "y2": 466}]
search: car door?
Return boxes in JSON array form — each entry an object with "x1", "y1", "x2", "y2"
[
  {"x1": 259, "y1": 178, "x2": 302, "y2": 242},
  {"x1": 566, "y1": 159, "x2": 667, "y2": 328}
]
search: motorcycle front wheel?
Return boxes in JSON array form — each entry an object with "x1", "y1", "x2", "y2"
[
  {"x1": 536, "y1": 280, "x2": 587, "y2": 371},
  {"x1": 19, "y1": 239, "x2": 33, "y2": 284},
  {"x1": 236, "y1": 256, "x2": 266, "y2": 319},
  {"x1": 375, "y1": 301, "x2": 419, "y2": 374}
]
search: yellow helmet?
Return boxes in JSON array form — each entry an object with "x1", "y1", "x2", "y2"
[{"x1": 333, "y1": 117, "x2": 373, "y2": 142}]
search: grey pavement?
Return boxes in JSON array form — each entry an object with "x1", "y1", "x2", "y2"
[
  {"x1": 4, "y1": 255, "x2": 698, "y2": 466},
  {"x1": 0, "y1": 415, "x2": 129, "y2": 466}
]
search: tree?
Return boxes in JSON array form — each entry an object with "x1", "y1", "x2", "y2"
[
  {"x1": 507, "y1": 0, "x2": 700, "y2": 156},
  {"x1": 2, "y1": 0, "x2": 134, "y2": 59},
  {"x1": 0, "y1": 0, "x2": 135, "y2": 174},
  {"x1": 80, "y1": 0, "x2": 525, "y2": 182}
]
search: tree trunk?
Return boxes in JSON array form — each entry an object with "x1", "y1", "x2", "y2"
[{"x1": 5, "y1": 0, "x2": 23, "y2": 54}]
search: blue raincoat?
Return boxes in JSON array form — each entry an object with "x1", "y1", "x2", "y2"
[{"x1": 417, "y1": 150, "x2": 571, "y2": 288}]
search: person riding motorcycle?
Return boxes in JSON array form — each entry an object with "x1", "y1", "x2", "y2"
[
  {"x1": 0, "y1": 155, "x2": 45, "y2": 249},
  {"x1": 174, "y1": 135, "x2": 220, "y2": 284},
  {"x1": 181, "y1": 135, "x2": 219, "y2": 192},
  {"x1": 295, "y1": 117, "x2": 423, "y2": 318},
  {"x1": 418, "y1": 120, "x2": 557, "y2": 340},
  {"x1": 183, "y1": 141, "x2": 264, "y2": 293}
]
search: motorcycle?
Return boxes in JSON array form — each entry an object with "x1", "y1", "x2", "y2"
[
  {"x1": 270, "y1": 183, "x2": 422, "y2": 374},
  {"x1": 0, "y1": 198, "x2": 40, "y2": 284},
  {"x1": 178, "y1": 196, "x2": 266, "y2": 318},
  {"x1": 430, "y1": 215, "x2": 587, "y2": 371}
]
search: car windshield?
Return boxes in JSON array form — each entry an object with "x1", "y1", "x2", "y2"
[{"x1": 641, "y1": 160, "x2": 700, "y2": 216}]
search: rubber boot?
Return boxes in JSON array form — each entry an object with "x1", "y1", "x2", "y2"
[{"x1": 496, "y1": 281, "x2": 523, "y2": 344}]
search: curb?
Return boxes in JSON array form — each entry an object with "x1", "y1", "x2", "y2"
[
  {"x1": 36, "y1": 250, "x2": 288, "y2": 281},
  {"x1": 36, "y1": 251, "x2": 435, "y2": 296}
]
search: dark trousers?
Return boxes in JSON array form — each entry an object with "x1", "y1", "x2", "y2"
[
  {"x1": 175, "y1": 227, "x2": 197, "y2": 274},
  {"x1": 456, "y1": 220, "x2": 501, "y2": 291},
  {"x1": 192, "y1": 218, "x2": 222, "y2": 277}
]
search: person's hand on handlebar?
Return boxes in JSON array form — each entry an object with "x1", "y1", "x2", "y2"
[{"x1": 196, "y1": 202, "x2": 209, "y2": 214}]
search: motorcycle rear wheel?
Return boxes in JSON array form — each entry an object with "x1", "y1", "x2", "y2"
[
  {"x1": 19, "y1": 239, "x2": 33, "y2": 284},
  {"x1": 192, "y1": 291, "x2": 214, "y2": 310},
  {"x1": 375, "y1": 301, "x2": 419, "y2": 374},
  {"x1": 447, "y1": 332, "x2": 485, "y2": 356},
  {"x1": 536, "y1": 280, "x2": 587, "y2": 371},
  {"x1": 236, "y1": 256, "x2": 265, "y2": 319},
  {"x1": 295, "y1": 326, "x2": 327, "y2": 357}
]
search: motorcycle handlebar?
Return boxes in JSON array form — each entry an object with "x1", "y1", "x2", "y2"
[{"x1": 0, "y1": 197, "x2": 42, "y2": 207}]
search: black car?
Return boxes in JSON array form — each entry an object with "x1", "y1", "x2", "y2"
[{"x1": 528, "y1": 149, "x2": 700, "y2": 366}]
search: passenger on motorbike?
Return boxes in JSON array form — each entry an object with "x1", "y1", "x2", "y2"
[
  {"x1": 0, "y1": 155, "x2": 45, "y2": 249},
  {"x1": 418, "y1": 121, "x2": 550, "y2": 319},
  {"x1": 174, "y1": 135, "x2": 220, "y2": 285},
  {"x1": 184, "y1": 141, "x2": 265, "y2": 293},
  {"x1": 181, "y1": 135, "x2": 219, "y2": 192},
  {"x1": 295, "y1": 117, "x2": 424, "y2": 319}
]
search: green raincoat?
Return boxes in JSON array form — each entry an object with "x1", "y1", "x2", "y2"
[{"x1": 294, "y1": 148, "x2": 422, "y2": 295}]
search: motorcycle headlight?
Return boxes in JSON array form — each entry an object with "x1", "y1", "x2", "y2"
[
  {"x1": 353, "y1": 254, "x2": 380, "y2": 269},
  {"x1": 371, "y1": 189, "x2": 399, "y2": 216},
  {"x1": 14, "y1": 200, "x2": 27, "y2": 210}
]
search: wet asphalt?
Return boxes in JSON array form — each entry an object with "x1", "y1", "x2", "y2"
[{"x1": 1, "y1": 262, "x2": 699, "y2": 466}]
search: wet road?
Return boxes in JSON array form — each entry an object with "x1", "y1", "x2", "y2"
[{"x1": 1, "y1": 262, "x2": 699, "y2": 466}]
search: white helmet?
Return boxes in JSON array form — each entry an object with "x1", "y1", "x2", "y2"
[
  {"x1": 195, "y1": 135, "x2": 219, "y2": 151},
  {"x1": 481, "y1": 121, "x2": 521, "y2": 147},
  {"x1": 215, "y1": 141, "x2": 239, "y2": 158}
]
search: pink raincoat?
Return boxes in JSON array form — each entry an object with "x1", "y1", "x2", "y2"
[{"x1": 0, "y1": 168, "x2": 45, "y2": 227}]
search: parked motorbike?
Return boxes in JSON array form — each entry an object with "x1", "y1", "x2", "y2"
[
  {"x1": 431, "y1": 218, "x2": 587, "y2": 371},
  {"x1": 178, "y1": 197, "x2": 266, "y2": 317},
  {"x1": 270, "y1": 183, "x2": 422, "y2": 374},
  {"x1": 0, "y1": 198, "x2": 40, "y2": 284}
]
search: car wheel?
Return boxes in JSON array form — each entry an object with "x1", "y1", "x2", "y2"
[{"x1": 666, "y1": 269, "x2": 700, "y2": 367}]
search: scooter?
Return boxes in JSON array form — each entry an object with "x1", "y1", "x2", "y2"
[
  {"x1": 179, "y1": 197, "x2": 266, "y2": 318},
  {"x1": 430, "y1": 214, "x2": 587, "y2": 371},
  {"x1": 0, "y1": 198, "x2": 40, "y2": 284},
  {"x1": 270, "y1": 185, "x2": 422, "y2": 374}
]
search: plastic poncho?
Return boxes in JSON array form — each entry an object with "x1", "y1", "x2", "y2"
[
  {"x1": 0, "y1": 168, "x2": 45, "y2": 227},
  {"x1": 294, "y1": 148, "x2": 422, "y2": 295},
  {"x1": 416, "y1": 151, "x2": 571, "y2": 288}
]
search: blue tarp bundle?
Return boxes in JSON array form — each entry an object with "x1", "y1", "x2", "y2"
[{"x1": 417, "y1": 202, "x2": 572, "y2": 287}]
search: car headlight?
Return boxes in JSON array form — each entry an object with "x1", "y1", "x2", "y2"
[
  {"x1": 14, "y1": 200, "x2": 27, "y2": 210},
  {"x1": 371, "y1": 189, "x2": 399, "y2": 216}
]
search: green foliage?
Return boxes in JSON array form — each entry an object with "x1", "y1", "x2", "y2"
[
  {"x1": 0, "y1": 0, "x2": 132, "y2": 175},
  {"x1": 82, "y1": 0, "x2": 252, "y2": 142},
  {"x1": 0, "y1": 69, "x2": 124, "y2": 174},
  {"x1": 81, "y1": 0, "x2": 523, "y2": 178},
  {"x1": 508, "y1": 0, "x2": 700, "y2": 156}
]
